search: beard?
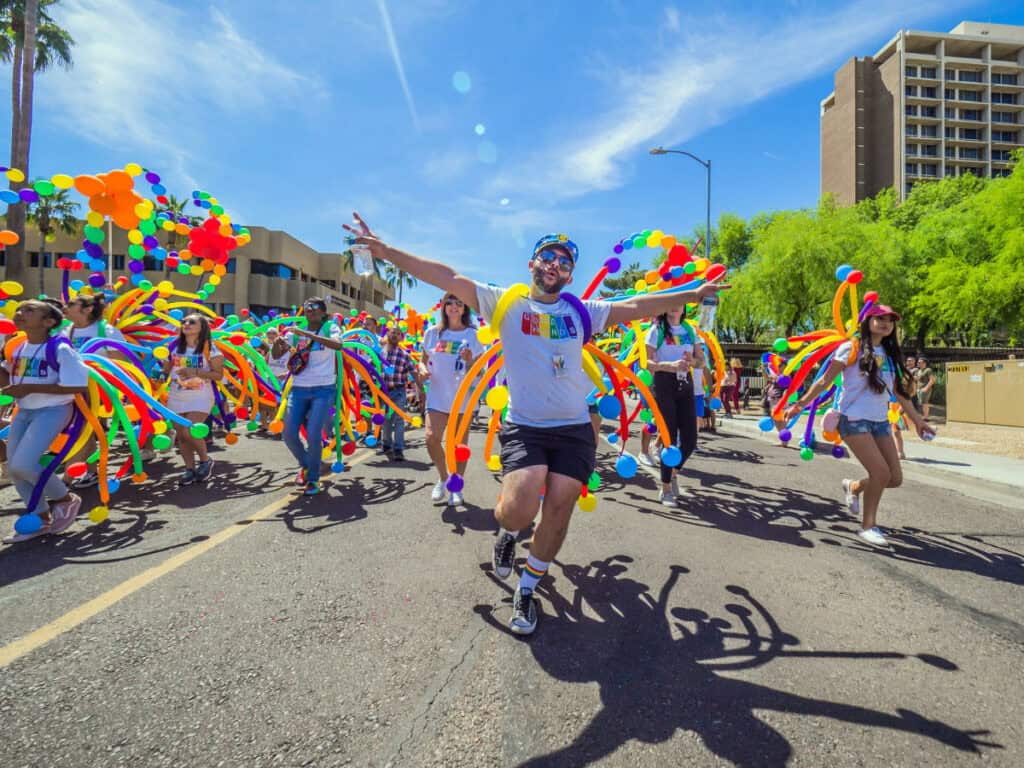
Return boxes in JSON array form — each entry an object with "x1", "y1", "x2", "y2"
[{"x1": 531, "y1": 265, "x2": 570, "y2": 295}]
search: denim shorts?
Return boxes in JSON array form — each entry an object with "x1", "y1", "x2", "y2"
[{"x1": 838, "y1": 414, "x2": 891, "y2": 438}]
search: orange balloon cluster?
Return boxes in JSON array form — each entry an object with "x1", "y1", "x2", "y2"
[{"x1": 74, "y1": 170, "x2": 149, "y2": 231}]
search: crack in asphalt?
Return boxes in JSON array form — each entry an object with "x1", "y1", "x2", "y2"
[{"x1": 386, "y1": 619, "x2": 490, "y2": 767}]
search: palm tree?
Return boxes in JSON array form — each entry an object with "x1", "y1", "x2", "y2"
[
  {"x1": 383, "y1": 263, "x2": 416, "y2": 313},
  {"x1": 155, "y1": 193, "x2": 201, "y2": 277},
  {"x1": 27, "y1": 185, "x2": 79, "y2": 295},
  {"x1": 342, "y1": 247, "x2": 386, "y2": 278},
  {"x1": 1, "y1": 0, "x2": 74, "y2": 283}
]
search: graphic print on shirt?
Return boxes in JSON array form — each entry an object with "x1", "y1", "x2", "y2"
[
  {"x1": 11, "y1": 356, "x2": 49, "y2": 379},
  {"x1": 171, "y1": 352, "x2": 206, "y2": 391},
  {"x1": 520, "y1": 311, "x2": 578, "y2": 340},
  {"x1": 432, "y1": 340, "x2": 465, "y2": 354}
]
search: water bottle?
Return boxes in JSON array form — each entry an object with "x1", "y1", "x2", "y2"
[
  {"x1": 345, "y1": 235, "x2": 374, "y2": 277},
  {"x1": 697, "y1": 295, "x2": 718, "y2": 332},
  {"x1": 454, "y1": 341, "x2": 469, "y2": 380}
]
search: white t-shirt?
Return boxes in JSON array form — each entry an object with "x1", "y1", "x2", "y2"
[
  {"x1": 289, "y1": 323, "x2": 343, "y2": 388},
  {"x1": 835, "y1": 341, "x2": 895, "y2": 421},
  {"x1": 422, "y1": 325, "x2": 485, "y2": 413},
  {"x1": 62, "y1": 321, "x2": 127, "y2": 355},
  {"x1": 4, "y1": 340, "x2": 90, "y2": 410},
  {"x1": 692, "y1": 367, "x2": 705, "y2": 396},
  {"x1": 644, "y1": 323, "x2": 696, "y2": 364},
  {"x1": 266, "y1": 345, "x2": 290, "y2": 379},
  {"x1": 474, "y1": 282, "x2": 612, "y2": 428},
  {"x1": 166, "y1": 344, "x2": 223, "y2": 415}
]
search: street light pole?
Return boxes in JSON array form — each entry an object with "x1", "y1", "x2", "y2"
[{"x1": 649, "y1": 147, "x2": 712, "y2": 263}]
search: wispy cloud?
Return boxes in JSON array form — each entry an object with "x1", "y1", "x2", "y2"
[
  {"x1": 664, "y1": 6, "x2": 681, "y2": 33},
  {"x1": 375, "y1": 0, "x2": 420, "y2": 131},
  {"x1": 486, "y1": 0, "x2": 971, "y2": 204},
  {"x1": 43, "y1": 0, "x2": 323, "y2": 188},
  {"x1": 763, "y1": 151, "x2": 782, "y2": 160}
]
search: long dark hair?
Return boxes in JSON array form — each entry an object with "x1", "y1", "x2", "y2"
[
  {"x1": 858, "y1": 316, "x2": 910, "y2": 398},
  {"x1": 175, "y1": 314, "x2": 212, "y2": 354},
  {"x1": 441, "y1": 294, "x2": 475, "y2": 331},
  {"x1": 68, "y1": 294, "x2": 106, "y2": 324},
  {"x1": 656, "y1": 310, "x2": 687, "y2": 345}
]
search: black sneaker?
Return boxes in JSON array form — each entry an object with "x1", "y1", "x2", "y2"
[
  {"x1": 510, "y1": 588, "x2": 538, "y2": 635},
  {"x1": 377, "y1": 444, "x2": 392, "y2": 455},
  {"x1": 493, "y1": 531, "x2": 516, "y2": 580},
  {"x1": 391, "y1": 450, "x2": 405, "y2": 462},
  {"x1": 195, "y1": 460, "x2": 214, "y2": 482},
  {"x1": 178, "y1": 468, "x2": 196, "y2": 486}
]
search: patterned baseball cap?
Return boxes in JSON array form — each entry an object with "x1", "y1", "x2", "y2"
[{"x1": 532, "y1": 233, "x2": 579, "y2": 263}]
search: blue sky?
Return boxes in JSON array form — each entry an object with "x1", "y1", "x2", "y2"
[{"x1": 9, "y1": 0, "x2": 1024, "y2": 310}]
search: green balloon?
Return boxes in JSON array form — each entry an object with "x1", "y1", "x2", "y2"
[
  {"x1": 33, "y1": 179, "x2": 55, "y2": 196},
  {"x1": 632, "y1": 236, "x2": 645, "y2": 249},
  {"x1": 772, "y1": 338, "x2": 789, "y2": 353},
  {"x1": 638, "y1": 370, "x2": 653, "y2": 387},
  {"x1": 138, "y1": 280, "x2": 153, "y2": 291},
  {"x1": 641, "y1": 229, "x2": 652, "y2": 237},
  {"x1": 587, "y1": 472, "x2": 601, "y2": 492},
  {"x1": 190, "y1": 423, "x2": 210, "y2": 439},
  {"x1": 210, "y1": 204, "x2": 224, "y2": 215},
  {"x1": 84, "y1": 225, "x2": 105, "y2": 244},
  {"x1": 683, "y1": 262, "x2": 697, "y2": 274},
  {"x1": 177, "y1": 263, "x2": 191, "y2": 274},
  {"x1": 226, "y1": 314, "x2": 239, "y2": 325},
  {"x1": 640, "y1": 408, "x2": 653, "y2": 422},
  {"x1": 152, "y1": 434, "x2": 173, "y2": 451},
  {"x1": 247, "y1": 420, "x2": 260, "y2": 432},
  {"x1": 139, "y1": 219, "x2": 157, "y2": 235},
  {"x1": 128, "y1": 243, "x2": 145, "y2": 259},
  {"x1": 800, "y1": 447, "x2": 814, "y2": 461},
  {"x1": 350, "y1": 309, "x2": 359, "y2": 317},
  {"x1": 0, "y1": 394, "x2": 13, "y2": 406}
]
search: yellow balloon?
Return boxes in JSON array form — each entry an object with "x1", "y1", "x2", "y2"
[
  {"x1": 1, "y1": 280, "x2": 24, "y2": 296},
  {"x1": 1, "y1": 302, "x2": 15, "y2": 318},
  {"x1": 646, "y1": 235, "x2": 661, "y2": 248},
  {"x1": 487, "y1": 455, "x2": 502, "y2": 472},
  {"x1": 634, "y1": 279, "x2": 647, "y2": 292},
  {"x1": 157, "y1": 280, "x2": 175, "y2": 295},
  {"x1": 86, "y1": 211, "x2": 104, "y2": 228},
  {"x1": 161, "y1": 219, "x2": 176, "y2": 232},
  {"x1": 476, "y1": 326, "x2": 494, "y2": 346},
  {"x1": 208, "y1": 274, "x2": 221, "y2": 286},
  {"x1": 124, "y1": 162, "x2": 143, "y2": 176},
  {"x1": 51, "y1": 173, "x2": 74, "y2": 189},
  {"x1": 154, "y1": 298, "x2": 168, "y2": 311},
  {"x1": 485, "y1": 385, "x2": 509, "y2": 411},
  {"x1": 6, "y1": 168, "x2": 25, "y2": 182},
  {"x1": 127, "y1": 230, "x2": 143, "y2": 245},
  {"x1": 88, "y1": 506, "x2": 109, "y2": 524},
  {"x1": 153, "y1": 419, "x2": 168, "y2": 433},
  {"x1": 411, "y1": 416, "x2": 423, "y2": 429},
  {"x1": 219, "y1": 214, "x2": 231, "y2": 225},
  {"x1": 190, "y1": 265, "x2": 203, "y2": 276},
  {"x1": 578, "y1": 494, "x2": 597, "y2": 513},
  {"x1": 695, "y1": 258, "x2": 709, "y2": 272},
  {"x1": 134, "y1": 202, "x2": 153, "y2": 219}
]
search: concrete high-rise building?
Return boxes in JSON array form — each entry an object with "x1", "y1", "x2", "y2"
[
  {"x1": 821, "y1": 21, "x2": 1024, "y2": 205},
  {"x1": 0, "y1": 222, "x2": 395, "y2": 319}
]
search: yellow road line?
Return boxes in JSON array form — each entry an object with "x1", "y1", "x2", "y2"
[{"x1": 0, "y1": 450, "x2": 373, "y2": 669}]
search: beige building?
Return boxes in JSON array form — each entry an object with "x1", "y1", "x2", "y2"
[
  {"x1": 821, "y1": 21, "x2": 1024, "y2": 205},
  {"x1": 0, "y1": 222, "x2": 394, "y2": 319}
]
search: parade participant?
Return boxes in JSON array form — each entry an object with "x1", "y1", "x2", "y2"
[
  {"x1": 163, "y1": 314, "x2": 224, "y2": 486},
  {"x1": 721, "y1": 362, "x2": 738, "y2": 418},
  {"x1": 282, "y1": 298, "x2": 344, "y2": 496},
  {"x1": 645, "y1": 309, "x2": 703, "y2": 508},
  {"x1": 1, "y1": 300, "x2": 89, "y2": 542},
  {"x1": 261, "y1": 327, "x2": 290, "y2": 432},
  {"x1": 422, "y1": 293, "x2": 483, "y2": 506},
  {"x1": 785, "y1": 306, "x2": 933, "y2": 547},
  {"x1": 916, "y1": 357, "x2": 935, "y2": 421},
  {"x1": 378, "y1": 323, "x2": 424, "y2": 462},
  {"x1": 62, "y1": 294, "x2": 129, "y2": 488},
  {"x1": 362, "y1": 316, "x2": 380, "y2": 337},
  {"x1": 345, "y1": 212, "x2": 729, "y2": 636}
]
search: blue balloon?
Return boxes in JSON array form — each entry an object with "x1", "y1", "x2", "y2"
[
  {"x1": 598, "y1": 395, "x2": 621, "y2": 420},
  {"x1": 622, "y1": 238, "x2": 633, "y2": 250},
  {"x1": 331, "y1": 461, "x2": 345, "y2": 473},
  {"x1": 831, "y1": 445, "x2": 845, "y2": 459},
  {"x1": 670, "y1": 266, "x2": 684, "y2": 278},
  {"x1": 0, "y1": 190, "x2": 20, "y2": 204},
  {"x1": 14, "y1": 513, "x2": 43, "y2": 535},
  {"x1": 607, "y1": 433, "x2": 619, "y2": 444},
  {"x1": 615, "y1": 455, "x2": 638, "y2": 479},
  {"x1": 758, "y1": 416, "x2": 775, "y2": 432},
  {"x1": 710, "y1": 397, "x2": 722, "y2": 410},
  {"x1": 70, "y1": 280, "x2": 84, "y2": 291},
  {"x1": 661, "y1": 445, "x2": 682, "y2": 467},
  {"x1": 365, "y1": 436, "x2": 378, "y2": 447},
  {"x1": 836, "y1": 264, "x2": 853, "y2": 281},
  {"x1": 169, "y1": 309, "x2": 184, "y2": 320},
  {"x1": 107, "y1": 477, "x2": 121, "y2": 494}
]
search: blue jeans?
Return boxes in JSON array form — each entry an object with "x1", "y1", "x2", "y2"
[
  {"x1": 283, "y1": 385, "x2": 335, "y2": 482},
  {"x1": 381, "y1": 387, "x2": 407, "y2": 451},
  {"x1": 8, "y1": 403, "x2": 73, "y2": 514},
  {"x1": 838, "y1": 414, "x2": 892, "y2": 438}
]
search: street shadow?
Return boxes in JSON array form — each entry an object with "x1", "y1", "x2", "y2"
[
  {"x1": 880, "y1": 527, "x2": 1024, "y2": 587},
  {"x1": 907, "y1": 457, "x2": 972, "y2": 468},
  {"x1": 475, "y1": 556, "x2": 1000, "y2": 766},
  {"x1": 270, "y1": 477, "x2": 430, "y2": 534},
  {"x1": 441, "y1": 500, "x2": 498, "y2": 536}
]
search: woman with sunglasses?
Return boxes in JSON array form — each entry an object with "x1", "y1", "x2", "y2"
[
  {"x1": 163, "y1": 314, "x2": 224, "y2": 486},
  {"x1": 1, "y1": 300, "x2": 90, "y2": 542},
  {"x1": 283, "y1": 298, "x2": 344, "y2": 496},
  {"x1": 422, "y1": 293, "x2": 484, "y2": 506}
]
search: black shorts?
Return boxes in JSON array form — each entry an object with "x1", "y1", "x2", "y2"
[{"x1": 498, "y1": 422, "x2": 597, "y2": 484}]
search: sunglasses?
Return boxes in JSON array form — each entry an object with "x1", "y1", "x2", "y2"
[
  {"x1": 444, "y1": 298, "x2": 464, "y2": 307},
  {"x1": 304, "y1": 303, "x2": 324, "y2": 311},
  {"x1": 535, "y1": 249, "x2": 574, "y2": 273},
  {"x1": 182, "y1": 318, "x2": 200, "y2": 326}
]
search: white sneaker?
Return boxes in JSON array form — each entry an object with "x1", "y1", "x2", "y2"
[
  {"x1": 671, "y1": 477, "x2": 681, "y2": 498},
  {"x1": 638, "y1": 453, "x2": 656, "y2": 467},
  {"x1": 659, "y1": 491, "x2": 678, "y2": 508},
  {"x1": 842, "y1": 479, "x2": 861, "y2": 515},
  {"x1": 857, "y1": 527, "x2": 888, "y2": 547},
  {"x1": 49, "y1": 494, "x2": 82, "y2": 535},
  {"x1": 431, "y1": 480, "x2": 448, "y2": 505},
  {"x1": 450, "y1": 491, "x2": 464, "y2": 507},
  {"x1": 140, "y1": 449, "x2": 157, "y2": 462}
]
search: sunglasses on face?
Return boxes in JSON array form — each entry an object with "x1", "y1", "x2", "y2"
[
  {"x1": 182, "y1": 319, "x2": 200, "y2": 326},
  {"x1": 444, "y1": 298, "x2": 464, "y2": 307},
  {"x1": 304, "y1": 304, "x2": 324, "y2": 312},
  {"x1": 535, "y1": 249, "x2": 574, "y2": 273}
]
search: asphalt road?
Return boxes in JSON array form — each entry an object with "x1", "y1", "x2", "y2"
[{"x1": 1, "y1": 419, "x2": 1022, "y2": 767}]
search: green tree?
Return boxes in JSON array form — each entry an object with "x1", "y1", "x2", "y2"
[
  {"x1": 26, "y1": 185, "x2": 78, "y2": 295},
  {"x1": 1, "y1": 0, "x2": 74, "y2": 278},
  {"x1": 599, "y1": 261, "x2": 646, "y2": 298},
  {"x1": 384, "y1": 262, "x2": 417, "y2": 309}
]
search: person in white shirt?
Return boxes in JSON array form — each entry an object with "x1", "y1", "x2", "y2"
[
  {"x1": 1, "y1": 300, "x2": 89, "y2": 542},
  {"x1": 786, "y1": 305, "x2": 933, "y2": 548},
  {"x1": 345, "y1": 212, "x2": 729, "y2": 636},
  {"x1": 422, "y1": 293, "x2": 484, "y2": 507},
  {"x1": 260, "y1": 327, "x2": 291, "y2": 432},
  {"x1": 162, "y1": 314, "x2": 224, "y2": 486}
]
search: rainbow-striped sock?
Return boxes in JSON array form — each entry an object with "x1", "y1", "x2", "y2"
[{"x1": 518, "y1": 554, "x2": 550, "y2": 594}]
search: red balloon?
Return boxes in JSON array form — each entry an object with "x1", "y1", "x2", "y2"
[
  {"x1": 235, "y1": 407, "x2": 249, "y2": 419},
  {"x1": 847, "y1": 270, "x2": 863, "y2": 285},
  {"x1": 0, "y1": 319, "x2": 16, "y2": 334},
  {"x1": 864, "y1": 291, "x2": 879, "y2": 303},
  {"x1": 341, "y1": 441, "x2": 357, "y2": 456},
  {"x1": 66, "y1": 462, "x2": 89, "y2": 478},
  {"x1": 666, "y1": 244, "x2": 691, "y2": 266},
  {"x1": 454, "y1": 444, "x2": 471, "y2": 463},
  {"x1": 705, "y1": 263, "x2": 727, "y2": 282}
]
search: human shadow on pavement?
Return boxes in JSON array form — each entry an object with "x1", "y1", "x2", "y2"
[
  {"x1": 906, "y1": 457, "x2": 972, "y2": 468},
  {"x1": 110, "y1": 460, "x2": 288, "y2": 513},
  {"x1": 875, "y1": 527, "x2": 1024, "y2": 587},
  {"x1": 475, "y1": 556, "x2": 1000, "y2": 767},
  {"x1": 441, "y1": 500, "x2": 498, "y2": 536},
  {"x1": 273, "y1": 477, "x2": 429, "y2": 534}
]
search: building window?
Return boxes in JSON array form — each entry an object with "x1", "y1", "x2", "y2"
[
  {"x1": 945, "y1": 107, "x2": 955, "y2": 119},
  {"x1": 921, "y1": 106, "x2": 937, "y2": 118},
  {"x1": 905, "y1": 105, "x2": 918, "y2": 116},
  {"x1": 960, "y1": 90, "x2": 981, "y2": 102},
  {"x1": 0, "y1": 252, "x2": 5, "y2": 266},
  {"x1": 906, "y1": 125, "x2": 918, "y2": 136},
  {"x1": 993, "y1": 112, "x2": 1017, "y2": 124},
  {"x1": 959, "y1": 148, "x2": 980, "y2": 160},
  {"x1": 905, "y1": 143, "x2": 918, "y2": 156},
  {"x1": 945, "y1": 166, "x2": 956, "y2": 177},
  {"x1": 945, "y1": 68, "x2": 956, "y2": 80},
  {"x1": 994, "y1": 130, "x2": 1019, "y2": 142},
  {"x1": 961, "y1": 128, "x2": 981, "y2": 140},
  {"x1": 993, "y1": 73, "x2": 1019, "y2": 85},
  {"x1": 992, "y1": 92, "x2": 1018, "y2": 105},
  {"x1": 921, "y1": 144, "x2": 938, "y2": 157},
  {"x1": 29, "y1": 252, "x2": 53, "y2": 268},
  {"x1": 958, "y1": 71, "x2": 982, "y2": 83},
  {"x1": 921, "y1": 125, "x2": 938, "y2": 137},
  {"x1": 905, "y1": 162, "x2": 917, "y2": 175},
  {"x1": 921, "y1": 66, "x2": 936, "y2": 79},
  {"x1": 961, "y1": 109, "x2": 982, "y2": 121},
  {"x1": 114, "y1": 254, "x2": 125, "y2": 270},
  {"x1": 922, "y1": 87, "x2": 937, "y2": 98},
  {"x1": 322, "y1": 279, "x2": 336, "y2": 289},
  {"x1": 944, "y1": 88, "x2": 955, "y2": 99},
  {"x1": 905, "y1": 65, "x2": 918, "y2": 77},
  {"x1": 922, "y1": 164, "x2": 938, "y2": 177},
  {"x1": 905, "y1": 85, "x2": 918, "y2": 97},
  {"x1": 993, "y1": 149, "x2": 1012, "y2": 161},
  {"x1": 220, "y1": 303, "x2": 235, "y2": 316},
  {"x1": 944, "y1": 127, "x2": 955, "y2": 138},
  {"x1": 226, "y1": 258, "x2": 236, "y2": 273}
]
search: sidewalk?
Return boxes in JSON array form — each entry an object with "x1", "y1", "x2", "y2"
[{"x1": 716, "y1": 413, "x2": 1024, "y2": 508}]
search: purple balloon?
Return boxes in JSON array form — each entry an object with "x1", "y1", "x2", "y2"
[
  {"x1": 145, "y1": 172, "x2": 161, "y2": 184},
  {"x1": 778, "y1": 429, "x2": 792, "y2": 442},
  {"x1": 831, "y1": 445, "x2": 845, "y2": 459},
  {"x1": 445, "y1": 473, "x2": 465, "y2": 493},
  {"x1": 88, "y1": 273, "x2": 106, "y2": 287},
  {"x1": 613, "y1": 243, "x2": 624, "y2": 254},
  {"x1": 141, "y1": 304, "x2": 155, "y2": 314},
  {"x1": 128, "y1": 260, "x2": 145, "y2": 273},
  {"x1": 18, "y1": 189, "x2": 39, "y2": 203},
  {"x1": 371, "y1": 413, "x2": 385, "y2": 426},
  {"x1": 777, "y1": 375, "x2": 792, "y2": 388},
  {"x1": 604, "y1": 256, "x2": 622, "y2": 273},
  {"x1": 142, "y1": 235, "x2": 159, "y2": 249},
  {"x1": 83, "y1": 241, "x2": 104, "y2": 258}
]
